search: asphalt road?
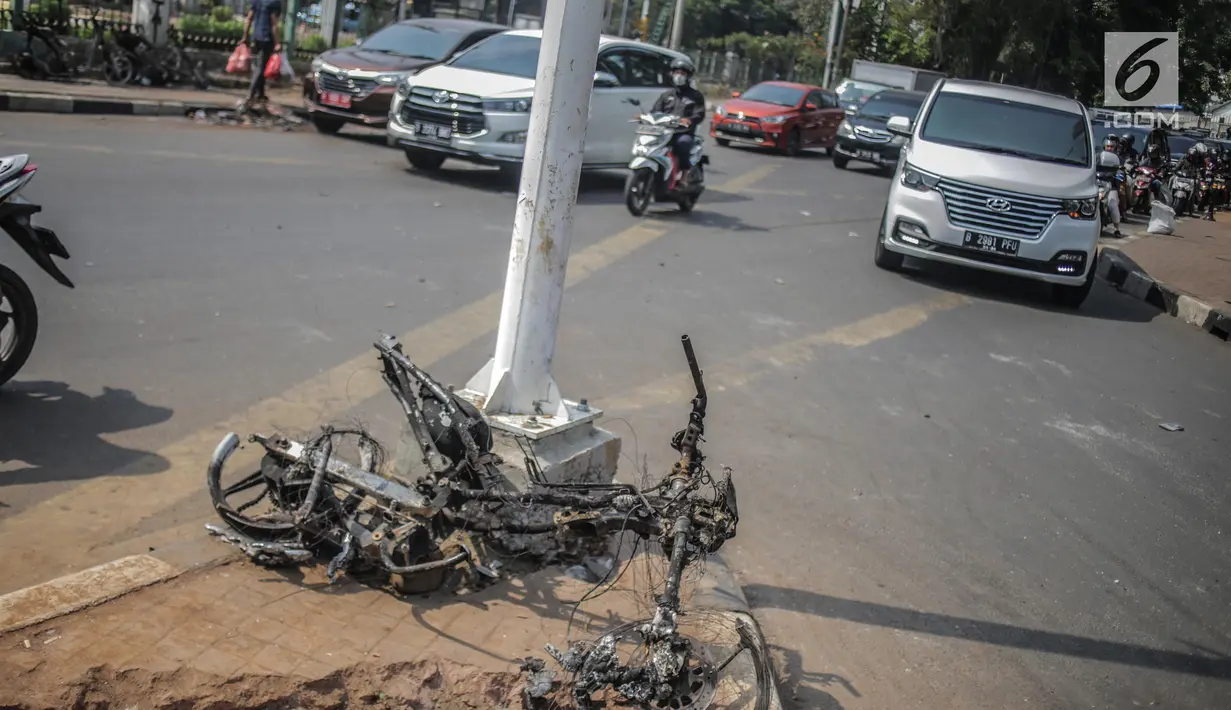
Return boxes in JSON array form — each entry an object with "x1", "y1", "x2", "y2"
[{"x1": 1, "y1": 113, "x2": 1228, "y2": 709}]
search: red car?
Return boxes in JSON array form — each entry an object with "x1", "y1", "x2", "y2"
[{"x1": 709, "y1": 81, "x2": 845, "y2": 156}]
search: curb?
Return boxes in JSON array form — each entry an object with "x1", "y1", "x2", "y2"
[
  {"x1": 0, "y1": 536, "x2": 235, "y2": 635},
  {"x1": 1098, "y1": 247, "x2": 1231, "y2": 341},
  {"x1": 0, "y1": 90, "x2": 304, "y2": 118},
  {"x1": 0, "y1": 90, "x2": 210, "y2": 117}
]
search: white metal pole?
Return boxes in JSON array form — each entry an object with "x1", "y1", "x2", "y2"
[
  {"x1": 821, "y1": 0, "x2": 840, "y2": 88},
  {"x1": 831, "y1": 0, "x2": 852, "y2": 86},
  {"x1": 618, "y1": 0, "x2": 629, "y2": 36},
  {"x1": 669, "y1": 0, "x2": 685, "y2": 50},
  {"x1": 465, "y1": 0, "x2": 606, "y2": 420}
]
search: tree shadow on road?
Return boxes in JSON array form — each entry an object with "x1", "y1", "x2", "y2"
[
  {"x1": 649, "y1": 207, "x2": 768, "y2": 232},
  {"x1": 745, "y1": 583, "x2": 1231, "y2": 679},
  {"x1": 400, "y1": 165, "x2": 753, "y2": 207},
  {"x1": 770, "y1": 644, "x2": 858, "y2": 710},
  {"x1": 0, "y1": 380, "x2": 172, "y2": 488}
]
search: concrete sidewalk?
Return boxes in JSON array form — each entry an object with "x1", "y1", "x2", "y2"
[
  {"x1": 1100, "y1": 214, "x2": 1231, "y2": 341},
  {"x1": 0, "y1": 73, "x2": 301, "y2": 116},
  {"x1": 0, "y1": 536, "x2": 779, "y2": 708}
]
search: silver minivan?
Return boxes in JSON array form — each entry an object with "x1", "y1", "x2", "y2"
[{"x1": 875, "y1": 79, "x2": 1100, "y2": 308}]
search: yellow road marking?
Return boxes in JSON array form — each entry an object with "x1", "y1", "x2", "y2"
[
  {"x1": 0, "y1": 165, "x2": 778, "y2": 588},
  {"x1": 604, "y1": 293, "x2": 971, "y2": 412}
]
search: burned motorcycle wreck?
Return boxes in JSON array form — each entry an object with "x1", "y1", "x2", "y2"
[{"x1": 206, "y1": 334, "x2": 770, "y2": 709}]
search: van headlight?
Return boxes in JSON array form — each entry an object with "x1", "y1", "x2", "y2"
[
  {"x1": 483, "y1": 98, "x2": 532, "y2": 113},
  {"x1": 761, "y1": 115, "x2": 787, "y2": 124},
  {"x1": 311, "y1": 56, "x2": 325, "y2": 72},
  {"x1": 838, "y1": 120, "x2": 854, "y2": 137},
  {"x1": 376, "y1": 72, "x2": 406, "y2": 86},
  {"x1": 1061, "y1": 197, "x2": 1098, "y2": 219},
  {"x1": 900, "y1": 163, "x2": 940, "y2": 191}
]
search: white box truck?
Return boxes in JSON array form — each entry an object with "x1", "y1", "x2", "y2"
[{"x1": 849, "y1": 60, "x2": 946, "y2": 93}]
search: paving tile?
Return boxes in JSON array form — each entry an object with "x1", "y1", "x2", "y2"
[
  {"x1": 168, "y1": 619, "x2": 228, "y2": 646},
  {"x1": 292, "y1": 658, "x2": 336, "y2": 679},
  {"x1": 243, "y1": 616, "x2": 290, "y2": 643},
  {"x1": 152, "y1": 634, "x2": 209, "y2": 663},
  {"x1": 210, "y1": 632, "x2": 266, "y2": 662},
  {"x1": 198, "y1": 599, "x2": 254, "y2": 630},
  {"x1": 318, "y1": 643, "x2": 367, "y2": 669},
  {"x1": 249, "y1": 643, "x2": 307, "y2": 675},
  {"x1": 368, "y1": 635, "x2": 424, "y2": 664},
  {"x1": 259, "y1": 592, "x2": 318, "y2": 625},
  {"x1": 220, "y1": 585, "x2": 275, "y2": 611},
  {"x1": 120, "y1": 652, "x2": 181, "y2": 673},
  {"x1": 191, "y1": 647, "x2": 248, "y2": 677},
  {"x1": 365, "y1": 593, "x2": 415, "y2": 622},
  {"x1": 272, "y1": 626, "x2": 326, "y2": 656}
]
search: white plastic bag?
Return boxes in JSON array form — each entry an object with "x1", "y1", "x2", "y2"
[
  {"x1": 1147, "y1": 201, "x2": 1175, "y2": 235},
  {"x1": 278, "y1": 50, "x2": 295, "y2": 82}
]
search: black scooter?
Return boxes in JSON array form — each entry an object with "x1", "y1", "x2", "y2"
[{"x1": 0, "y1": 155, "x2": 74, "y2": 387}]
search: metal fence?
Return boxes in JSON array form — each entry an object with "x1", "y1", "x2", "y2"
[
  {"x1": 0, "y1": 0, "x2": 139, "y2": 36},
  {"x1": 693, "y1": 49, "x2": 826, "y2": 92}
]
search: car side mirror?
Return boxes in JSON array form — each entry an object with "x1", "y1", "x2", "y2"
[
  {"x1": 731, "y1": 91, "x2": 741, "y2": 98},
  {"x1": 804, "y1": 102, "x2": 818, "y2": 111},
  {"x1": 594, "y1": 71, "x2": 619, "y2": 88},
  {"x1": 887, "y1": 115, "x2": 913, "y2": 136}
]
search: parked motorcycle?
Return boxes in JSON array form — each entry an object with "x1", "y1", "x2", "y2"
[
  {"x1": 10, "y1": 12, "x2": 79, "y2": 81},
  {"x1": 623, "y1": 113, "x2": 709, "y2": 217},
  {"x1": 0, "y1": 155, "x2": 74, "y2": 386}
]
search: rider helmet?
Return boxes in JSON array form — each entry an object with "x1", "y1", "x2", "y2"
[{"x1": 669, "y1": 58, "x2": 695, "y2": 87}]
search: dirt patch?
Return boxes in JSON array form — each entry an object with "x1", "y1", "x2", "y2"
[{"x1": 0, "y1": 658, "x2": 580, "y2": 709}]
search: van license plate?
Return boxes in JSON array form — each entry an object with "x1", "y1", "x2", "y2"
[
  {"x1": 415, "y1": 122, "x2": 452, "y2": 141},
  {"x1": 856, "y1": 149, "x2": 878, "y2": 161},
  {"x1": 963, "y1": 231, "x2": 1019, "y2": 256}
]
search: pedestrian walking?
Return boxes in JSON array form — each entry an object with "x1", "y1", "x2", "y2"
[{"x1": 240, "y1": 0, "x2": 282, "y2": 110}]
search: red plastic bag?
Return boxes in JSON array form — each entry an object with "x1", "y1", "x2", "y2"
[
  {"x1": 226, "y1": 43, "x2": 250, "y2": 74},
  {"x1": 264, "y1": 52, "x2": 281, "y2": 79}
]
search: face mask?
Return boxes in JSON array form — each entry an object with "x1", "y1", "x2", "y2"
[{"x1": 672, "y1": 73, "x2": 688, "y2": 87}]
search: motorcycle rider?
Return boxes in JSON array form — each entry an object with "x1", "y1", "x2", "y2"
[
  {"x1": 651, "y1": 58, "x2": 707, "y2": 186},
  {"x1": 1120, "y1": 133, "x2": 1140, "y2": 163},
  {"x1": 1172, "y1": 145, "x2": 1205, "y2": 216},
  {"x1": 1098, "y1": 136, "x2": 1124, "y2": 238}
]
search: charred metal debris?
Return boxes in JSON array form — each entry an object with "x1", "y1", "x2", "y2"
[
  {"x1": 190, "y1": 102, "x2": 306, "y2": 130},
  {"x1": 206, "y1": 334, "x2": 745, "y2": 708}
]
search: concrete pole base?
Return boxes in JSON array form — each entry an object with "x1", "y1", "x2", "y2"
[
  {"x1": 485, "y1": 420, "x2": 621, "y2": 490},
  {"x1": 392, "y1": 399, "x2": 621, "y2": 492}
]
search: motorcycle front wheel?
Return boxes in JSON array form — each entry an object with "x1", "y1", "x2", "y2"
[
  {"x1": 625, "y1": 168, "x2": 655, "y2": 217},
  {"x1": 104, "y1": 53, "x2": 135, "y2": 86},
  {"x1": 0, "y1": 264, "x2": 39, "y2": 387}
]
